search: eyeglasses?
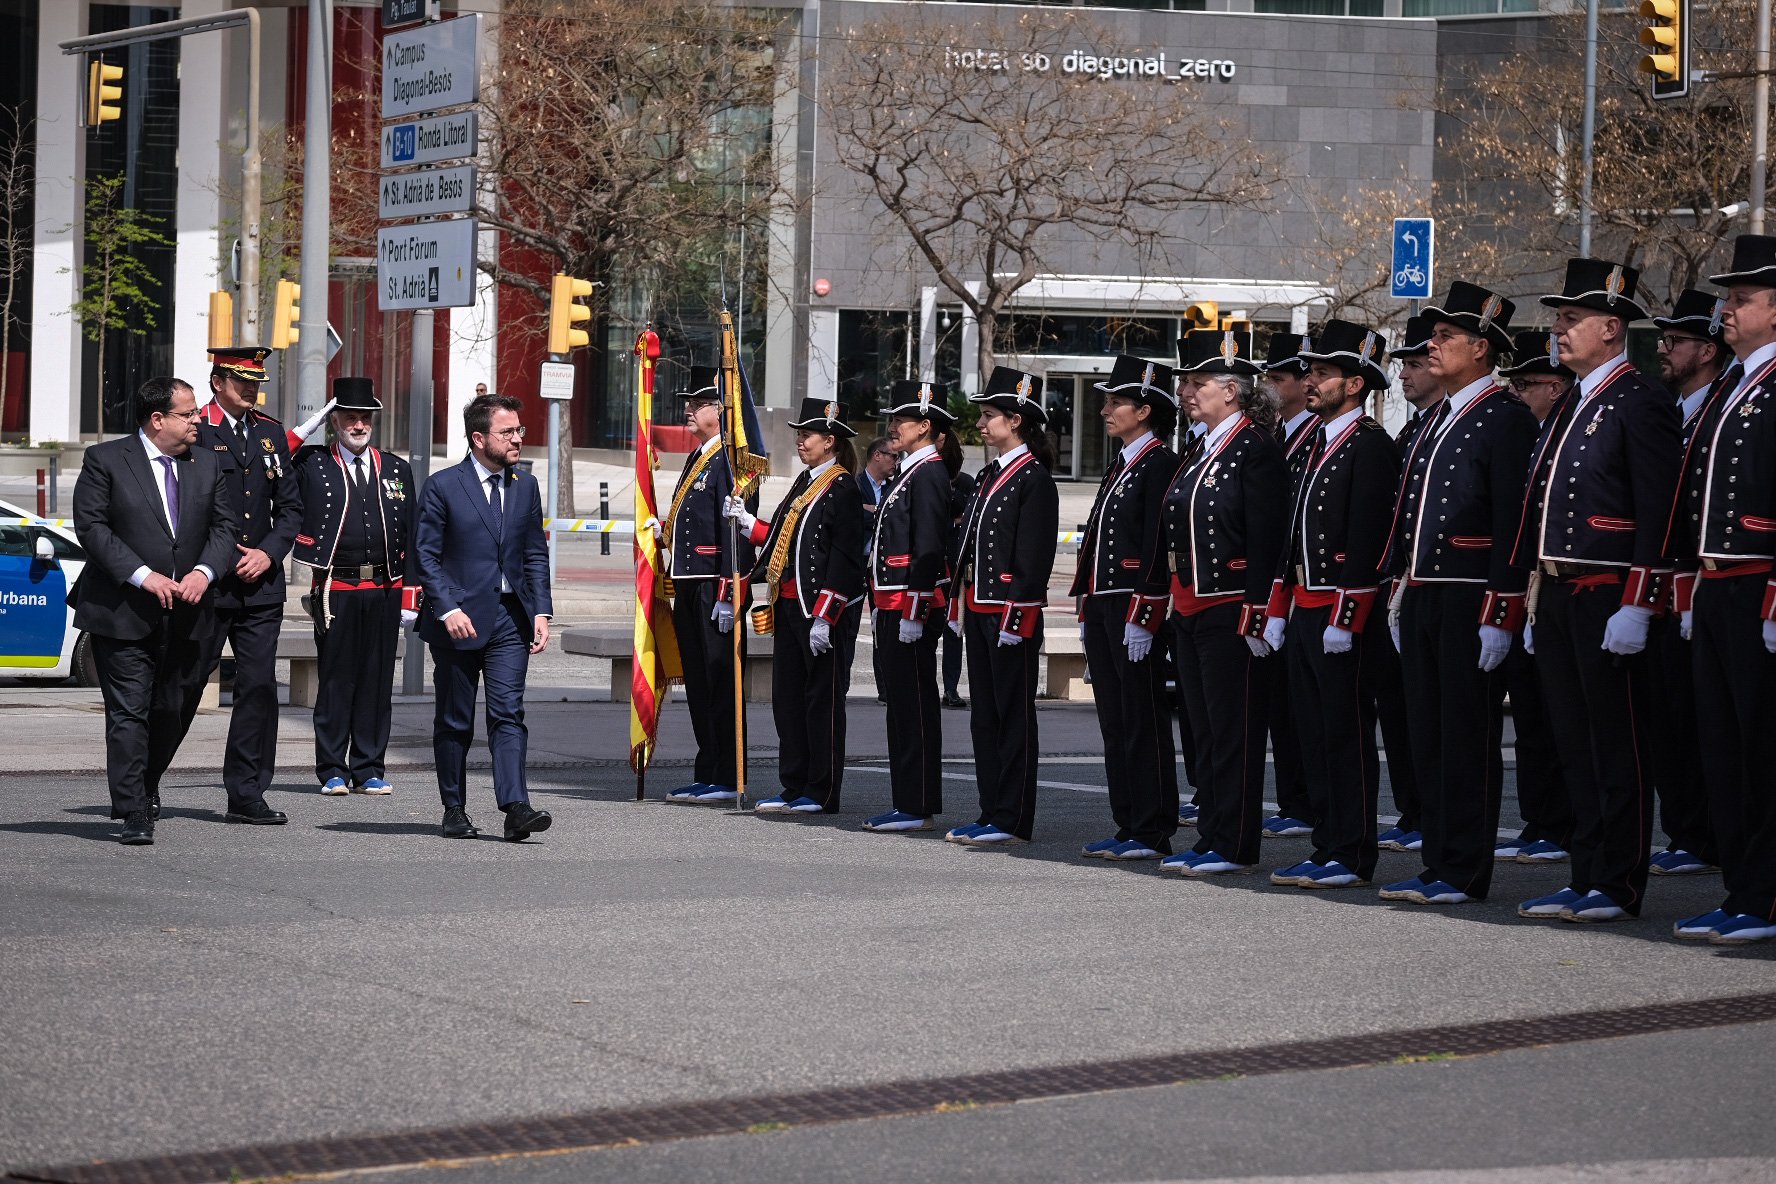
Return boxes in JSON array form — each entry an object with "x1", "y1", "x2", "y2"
[
  {"x1": 489, "y1": 426, "x2": 526, "y2": 440},
  {"x1": 1658, "y1": 335, "x2": 1706, "y2": 351},
  {"x1": 1508, "y1": 378, "x2": 1565, "y2": 393},
  {"x1": 162, "y1": 408, "x2": 202, "y2": 421}
]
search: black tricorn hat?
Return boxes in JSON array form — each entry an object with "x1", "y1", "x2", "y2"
[
  {"x1": 884, "y1": 379, "x2": 958, "y2": 426},
  {"x1": 1652, "y1": 288, "x2": 1728, "y2": 345},
  {"x1": 332, "y1": 376, "x2": 381, "y2": 410},
  {"x1": 208, "y1": 345, "x2": 270, "y2": 383},
  {"x1": 970, "y1": 366, "x2": 1048, "y2": 424},
  {"x1": 1261, "y1": 331, "x2": 1313, "y2": 375},
  {"x1": 677, "y1": 365, "x2": 720, "y2": 403},
  {"x1": 785, "y1": 396, "x2": 856, "y2": 438},
  {"x1": 1390, "y1": 315, "x2": 1434, "y2": 360},
  {"x1": 1709, "y1": 234, "x2": 1776, "y2": 288},
  {"x1": 1498, "y1": 330, "x2": 1574, "y2": 379},
  {"x1": 1423, "y1": 281, "x2": 1516, "y2": 353},
  {"x1": 1300, "y1": 319, "x2": 1390, "y2": 392},
  {"x1": 1539, "y1": 258, "x2": 1648, "y2": 322},
  {"x1": 1178, "y1": 325, "x2": 1262, "y2": 377},
  {"x1": 1093, "y1": 353, "x2": 1179, "y2": 407}
]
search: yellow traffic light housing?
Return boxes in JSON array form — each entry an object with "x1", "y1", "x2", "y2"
[
  {"x1": 1184, "y1": 301, "x2": 1218, "y2": 330},
  {"x1": 208, "y1": 291, "x2": 234, "y2": 350},
  {"x1": 548, "y1": 272, "x2": 594, "y2": 355},
  {"x1": 1638, "y1": 0, "x2": 1690, "y2": 100},
  {"x1": 87, "y1": 60, "x2": 123, "y2": 126},
  {"x1": 272, "y1": 279, "x2": 301, "y2": 350}
]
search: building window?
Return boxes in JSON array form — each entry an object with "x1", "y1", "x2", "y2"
[{"x1": 1255, "y1": 0, "x2": 1385, "y2": 15}]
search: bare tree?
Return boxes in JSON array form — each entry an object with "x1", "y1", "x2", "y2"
[
  {"x1": 0, "y1": 107, "x2": 30, "y2": 419},
  {"x1": 819, "y1": 8, "x2": 1273, "y2": 384}
]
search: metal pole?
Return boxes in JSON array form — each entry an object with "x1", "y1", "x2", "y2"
[
  {"x1": 1754, "y1": 0, "x2": 1772, "y2": 235},
  {"x1": 402, "y1": 308, "x2": 434, "y2": 697},
  {"x1": 547, "y1": 397, "x2": 561, "y2": 584},
  {"x1": 239, "y1": 8, "x2": 262, "y2": 344},
  {"x1": 1578, "y1": 0, "x2": 1599, "y2": 255},
  {"x1": 296, "y1": 0, "x2": 332, "y2": 424},
  {"x1": 599, "y1": 480, "x2": 610, "y2": 556}
]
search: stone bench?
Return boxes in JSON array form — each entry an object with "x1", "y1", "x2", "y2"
[
  {"x1": 561, "y1": 626, "x2": 775, "y2": 703},
  {"x1": 1042, "y1": 627, "x2": 1090, "y2": 701},
  {"x1": 201, "y1": 627, "x2": 404, "y2": 710}
]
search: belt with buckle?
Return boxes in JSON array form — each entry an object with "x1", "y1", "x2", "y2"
[
  {"x1": 331, "y1": 563, "x2": 389, "y2": 581},
  {"x1": 1539, "y1": 560, "x2": 1610, "y2": 579}
]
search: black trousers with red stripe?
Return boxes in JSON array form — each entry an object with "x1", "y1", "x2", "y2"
[
  {"x1": 963, "y1": 610, "x2": 1041, "y2": 839},
  {"x1": 1172, "y1": 603, "x2": 1270, "y2": 866},
  {"x1": 1083, "y1": 594, "x2": 1178, "y2": 852},
  {"x1": 1532, "y1": 579, "x2": 1655, "y2": 913},
  {"x1": 771, "y1": 598, "x2": 860, "y2": 811},
  {"x1": 1399, "y1": 584, "x2": 1504, "y2": 898},
  {"x1": 875, "y1": 604, "x2": 943, "y2": 817},
  {"x1": 1646, "y1": 613, "x2": 1715, "y2": 861},
  {"x1": 1286, "y1": 603, "x2": 1380, "y2": 880},
  {"x1": 1692, "y1": 572, "x2": 1776, "y2": 920}
]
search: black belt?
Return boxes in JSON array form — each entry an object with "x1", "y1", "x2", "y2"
[
  {"x1": 331, "y1": 562, "x2": 390, "y2": 580},
  {"x1": 1539, "y1": 560, "x2": 1613, "y2": 579}
]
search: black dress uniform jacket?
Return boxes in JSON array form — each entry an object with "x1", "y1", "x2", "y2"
[
  {"x1": 1277, "y1": 415, "x2": 1401, "y2": 632},
  {"x1": 871, "y1": 449, "x2": 952, "y2": 617},
  {"x1": 666, "y1": 443, "x2": 757, "y2": 585},
  {"x1": 291, "y1": 446, "x2": 420, "y2": 616},
  {"x1": 1665, "y1": 356, "x2": 1776, "y2": 584},
  {"x1": 748, "y1": 465, "x2": 866, "y2": 621},
  {"x1": 1163, "y1": 418, "x2": 1288, "y2": 635},
  {"x1": 952, "y1": 447, "x2": 1060, "y2": 637},
  {"x1": 196, "y1": 404, "x2": 303, "y2": 609},
  {"x1": 1069, "y1": 434, "x2": 1178, "y2": 630}
]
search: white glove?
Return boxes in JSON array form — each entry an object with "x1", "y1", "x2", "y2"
[
  {"x1": 1764, "y1": 618, "x2": 1776, "y2": 654},
  {"x1": 1263, "y1": 615, "x2": 1287, "y2": 652},
  {"x1": 1079, "y1": 620, "x2": 1087, "y2": 641},
  {"x1": 400, "y1": 608, "x2": 418, "y2": 629},
  {"x1": 1523, "y1": 622, "x2": 1535, "y2": 655},
  {"x1": 1390, "y1": 620, "x2": 1402, "y2": 653},
  {"x1": 997, "y1": 630, "x2": 1023, "y2": 647},
  {"x1": 1322, "y1": 625, "x2": 1353, "y2": 655},
  {"x1": 899, "y1": 617, "x2": 924, "y2": 644},
  {"x1": 1601, "y1": 604, "x2": 1654, "y2": 656},
  {"x1": 1477, "y1": 624, "x2": 1511, "y2": 673},
  {"x1": 1245, "y1": 635, "x2": 1273, "y2": 659},
  {"x1": 948, "y1": 616, "x2": 963, "y2": 637},
  {"x1": 1680, "y1": 609, "x2": 1693, "y2": 641},
  {"x1": 712, "y1": 599, "x2": 734, "y2": 633},
  {"x1": 1124, "y1": 622, "x2": 1153, "y2": 663},
  {"x1": 721, "y1": 495, "x2": 756, "y2": 532},
  {"x1": 289, "y1": 398, "x2": 338, "y2": 446},
  {"x1": 808, "y1": 617, "x2": 832, "y2": 655},
  {"x1": 644, "y1": 515, "x2": 664, "y2": 547}
]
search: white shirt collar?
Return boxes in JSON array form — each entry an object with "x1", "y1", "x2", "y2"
[
  {"x1": 697, "y1": 434, "x2": 721, "y2": 457},
  {"x1": 898, "y1": 443, "x2": 936, "y2": 472},
  {"x1": 1199, "y1": 413, "x2": 1243, "y2": 454},
  {"x1": 1679, "y1": 386, "x2": 1710, "y2": 424},
  {"x1": 1118, "y1": 431, "x2": 1156, "y2": 466},
  {"x1": 996, "y1": 442, "x2": 1030, "y2": 465},
  {"x1": 1736, "y1": 339, "x2": 1776, "y2": 382},
  {"x1": 1283, "y1": 409, "x2": 1314, "y2": 438},
  {"x1": 1445, "y1": 374, "x2": 1494, "y2": 417},
  {"x1": 139, "y1": 430, "x2": 171, "y2": 463},
  {"x1": 1320, "y1": 405, "x2": 1363, "y2": 441},
  {"x1": 337, "y1": 441, "x2": 370, "y2": 465},
  {"x1": 806, "y1": 457, "x2": 836, "y2": 480},
  {"x1": 469, "y1": 453, "x2": 504, "y2": 485},
  {"x1": 216, "y1": 405, "x2": 243, "y2": 433},
  {"x1": 1578, "y1": 352, "x2": 1630, "y2": 400}
]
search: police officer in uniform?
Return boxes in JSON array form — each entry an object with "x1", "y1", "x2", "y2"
[
  {"x1": 1156, "y1": 327, "x2": 1286, "y2": 877},
  {"x1": 862, "y1": 381, "x2": 961, "y2": 833},
  {"x1": 193, "y1": 346, "x2": 302, "y2": 821},
  {"x1": 1665, "y1": 236, "x2": 1776, "y2": 944},
  {"x1": 1073, "y1": 354, "x2": 1182, "y2": 863},
  {"x1": 1265, "y1": 320, "x2": 1401, "y2": 890},
  {"x1": 1377, "y1": 283, "x2": 1536, "y2": 907},
  {"x1": 660, "y1": 366, "x2": 756, "y2": 807},
  {"x1": 946, "y1": 367, "x2": 1060, "y2": 846},
  {"x1": 1644, "y1": 290, "x2": 1729, "y2": 878},
  {"x1": 291, "y1": 378, "x2": 419, "y2": 796},
  {"x1": 1511, "y1": 258, "x2": 1679, "y2": 925}
]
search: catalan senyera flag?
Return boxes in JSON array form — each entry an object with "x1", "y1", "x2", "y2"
[{"x1": 630, "y1": 326, "x2": 681, "y2": 773}]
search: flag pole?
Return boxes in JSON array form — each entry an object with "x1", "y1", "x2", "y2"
[{"x1": 719, "y1": 307, "x2": 748, "y2": 809}]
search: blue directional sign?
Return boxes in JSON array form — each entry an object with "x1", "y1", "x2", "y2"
[{"x1": 1391, "y1": 217, "x2": 1434, "y2": 301}]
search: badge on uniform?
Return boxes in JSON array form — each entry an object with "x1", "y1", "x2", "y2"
[
  {"x1": 383, "y1": 477, "x2": 405, "y2": 501},
  {"x1": 1584, "y1": 407, "x2": 1604, "y2": 436},
  {"x1": 1741, "y1": 399, "x2": 1761, "y2": 417},
  {"x1": 261, "y1": 437, "x2": 275, "y2": 453}
]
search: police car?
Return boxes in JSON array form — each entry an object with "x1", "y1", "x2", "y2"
[{"x1": 0, "y1": 498, "x2": 96, "y2": 685}]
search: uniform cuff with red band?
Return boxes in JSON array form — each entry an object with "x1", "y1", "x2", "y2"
[
  {"x1": 1265, "y1": 578, "x2": 1289, "y2": 619},
  {"x1": 1672, "y1": 571, "x2": 1696, "y2": 615},
  {"x1": 1763, "y1": 579, "x2": 1776, "y2": 623},
  {"x1": 1000, "y1": 603, "x2": 1042, "y2": 638},
  {"x1": 1478, "y1": 590, "x2": 1526, "y2": 633},
  {"x1": 401, "y1": 584, "x2": 421, "y2": 614},
  {"x1": 1237, "y1": 602, "x2": 1267, "y2": 638},
  {"x1": 1332, "y1": 587, "x2": 1377, "y2": 632},
  {"x1": 1621, "y1": 565, "x2": 1667, "y2": 610},
  {"x1": 1125, "y1": 594, "x2": 1169, "y2": 634},
  {"x1": 745, "y1": 518, "x2": 770, "y2": 547},
  {"x1": 811, "y1": 590, "x2": 844, "y2": 625}
]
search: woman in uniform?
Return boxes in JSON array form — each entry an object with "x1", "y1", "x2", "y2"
[
  {"x1": 723, "y1": 398, "x2": 866, "y2": 815},
  {"x1": 1157, "y1": 327, "x2": 1288, "y2": 877},
  {"x1": 945, "y1": 367, "x2": 1059, "y2": 847},
  {"x1": 863, "y1": 381, "x2": 964, "y2": 833}
]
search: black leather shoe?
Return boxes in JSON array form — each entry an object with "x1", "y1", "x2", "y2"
[
  {"x1": 148, "y1": 793, "x2": 161, "y2": 821},
  {"x1": 118, "y1": 812, "x2": 154, "y2": 845},
  {"x1": 941, "y1": 694, "x2": 967, "y2": 710},
  {"x1": 225, "y1": 799, "x2": 288, "y2": 825},
  {"x1": 441, "y1": 807, "x2": 478, "y2": 839},
  {"x1": 503, "y1": 803, "x2": 553, "y2": 842}
]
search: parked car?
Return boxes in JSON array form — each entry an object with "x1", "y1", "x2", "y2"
[{"x1": 0, "y1": 498, "x2": 95, "y2": 685}]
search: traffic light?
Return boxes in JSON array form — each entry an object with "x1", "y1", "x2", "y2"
[
  {"x1": 272, "y1": 279, "x2": 301, "y2": 350},
  {"x1": 1184, "y1": 301, "x2": 1218, "y2": 330},
  {"x1": 548, "y1": 272, "x2": 594, "y2": 355},
  {"x1": 208, "y1": 291, "x2": 234, "y2": 350},
  {"x1": 86, "y1": 60, "x2": 123, "y2": 126},
  {"x1": 1639, "y1": 0, "x2": 1690, "y2": 101}
]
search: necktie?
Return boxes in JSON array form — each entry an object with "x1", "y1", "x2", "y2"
[
  {"x1": 488, "y1": 473, "x2": 504, "y2": 539},
  {"x1": 236, "y1": 415, "x2": 249, "y2": 452},
  {"x1": 158, "y1": 456, "x2": 179, "y2": 533},
  {"x1": 353, "y1": 456, "x2": 367, "y2": 493},
  {"x1": 1273, "y1": 421, "x2": 1286, "y2": 445}
]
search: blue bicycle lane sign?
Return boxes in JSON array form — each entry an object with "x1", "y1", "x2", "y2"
[{"x1": 1391, "y1": 218, "x2": 1434, "y2": 301}]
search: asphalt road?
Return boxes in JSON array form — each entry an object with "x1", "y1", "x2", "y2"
[{"x1": 3, "y1": 754, "x2": 1770, "y2": 1178}]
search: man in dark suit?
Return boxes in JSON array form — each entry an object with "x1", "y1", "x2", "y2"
[
  {"x1": 195, "y1": 346, "x2": 303, "y2": 814},
  {"x1": 71, "y1": 378, "x2": 263, "y2": 844},
  {"x1": 416, "y1": 393, "x2": 554, "y2": 841}
]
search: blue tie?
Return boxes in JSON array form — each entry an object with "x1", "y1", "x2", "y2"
[{"x1": 488, "y1": 473, "x2": 504, "y2": 541}]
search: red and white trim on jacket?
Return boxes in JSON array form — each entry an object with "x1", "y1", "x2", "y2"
[
  {"x1": 1083, "y1": 434, "x2": 1166, "y2": 598},
  {"x1": 954, "y1": 451, "x2": 1045, "y2": 638}
]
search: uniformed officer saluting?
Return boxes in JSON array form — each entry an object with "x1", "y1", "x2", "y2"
[
  {"x1": 945, "y1": 367, "x2": 1060, "y2": 847},
  {"x1": 1156, "y1": 326, "x2": 1287, "y2": 878},
  {"x1": 1510, "y1": 258, "x2": 1679, "y2": 925},
  {"x1": 659, "y1": 366, "x2": 757, "y2": 807},
  {"x1": 1664, "y1": 235, "x2": 1776, "y2": 945},
  {"x1": 862, "y1": 380, "x2": 963, "y2": 834},
  {"x1": 725, "y1": 398, "x2": 866, "y2": 816},
  {"x1": 1377, "y1": 282, "x2": 1536, "y2": 908},
  {"x1": 195, "y1": 345, "x2": 303, "y2": 825},
  {"x1": 1265, "y1": 319, "x2": 1401, "y2": 891},
  {"x1": 291, "y1": 377, "x2": 419, "y2": 797}
]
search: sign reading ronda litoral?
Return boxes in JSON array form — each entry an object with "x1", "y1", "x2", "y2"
[{"x1": 941, "y1": 46, "x2": 1237, "y2": 83}]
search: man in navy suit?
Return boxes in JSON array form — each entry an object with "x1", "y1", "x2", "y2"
[{"x1": 416, "y1": 393, "x2": 555, "y2": 841}]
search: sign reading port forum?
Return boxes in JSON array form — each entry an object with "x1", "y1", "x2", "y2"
[
  {"x1": 382, "y1": 13, "x2": 481, "y2": 119},
  {"x1": 378, "y1": 219, "x2": 478, "y2": 310}
]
